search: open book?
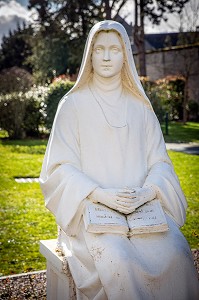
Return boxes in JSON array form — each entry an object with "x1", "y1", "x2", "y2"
[{"x1": 83, "y1": 199, "x2": 169, "y2": 236}]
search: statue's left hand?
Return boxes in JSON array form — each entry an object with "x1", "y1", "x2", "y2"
[{"x1": 121, "y1": 186, "x2": 156, "y2": 214}]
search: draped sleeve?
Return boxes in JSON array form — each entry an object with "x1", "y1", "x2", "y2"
[
  {"x1": 40, "y1": 95, "x2": 98, "y2": 236},
  {"x1": 143, "y1": 108, "x2": 187, "y2": 227}
]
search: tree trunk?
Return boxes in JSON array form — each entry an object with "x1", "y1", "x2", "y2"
[
  {"x1": 133, "y1": 0, "x2": 146, "y2": 76},
  {"x1": 183, "y1": 77, "x2": 189, "y2": 123},
  {"x1": 103, "y1": 0, "x2": 112, "y2": 19},
  {"x1": 139, "y1": 0, "x2": 146, "y2": 76}
]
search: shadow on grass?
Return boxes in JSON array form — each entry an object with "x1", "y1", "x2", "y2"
[
  {"x1": 162, "y1": 122, "x2": 199, "y2": 143},
  {"x1": 0, "y1": 138, "x2": 48, "y2": 155},
  {"x1": 0, "y1": 139, "x2": 48, "y2": 146}
]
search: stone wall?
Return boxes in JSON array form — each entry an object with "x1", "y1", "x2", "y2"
[{"x1": 134, "y1": 44, "x2": 199, "y2": 104}]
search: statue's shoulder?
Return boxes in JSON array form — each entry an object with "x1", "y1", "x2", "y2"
[
  {"x1": 69, "y1": 86, "x2": 92, "y2": 109},
  {"x1": 126, "y1": 90, "x2": 145, "y2": 111},
  {"x1": 70, "y1": 86, "x2": 90, "y2": 100},
  {"x1": 58, "y1": 93, "x2": 74, "y2": 110},
  {"x1": 126, "y1": 90, "x2": 153, "y2": 113},
  {"x1": 57, "y1": 86, "x2": 91, "y2": 117}
]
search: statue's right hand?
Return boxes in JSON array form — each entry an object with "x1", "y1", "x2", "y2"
[{"x1": 88, "y1": 187, "x2": 134, "y2": 214}]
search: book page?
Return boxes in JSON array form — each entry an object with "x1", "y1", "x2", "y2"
[
  {"x1": 127, "y1": 199, "x2": 169, "y2": 234},
  {"x1": 83, "y1": 202, "x2": 128, "y2": 234},
  {"x1": 85, "y1": 202, "x2": 127, "y2": 226}
]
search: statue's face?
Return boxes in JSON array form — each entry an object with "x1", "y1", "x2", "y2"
[{"x1": 92, "y1": 31, "x2": 124, "y2": 78}]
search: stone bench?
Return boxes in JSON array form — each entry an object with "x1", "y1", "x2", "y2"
[{"x1": 40, "y1": 239, "x2": 76, "y2": 300}]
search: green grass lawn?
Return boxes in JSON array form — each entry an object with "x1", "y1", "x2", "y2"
[
  {"x1": 161, "y1": 121, "x2": 199, "y2": 143},
  {"x1": 169, "y1": 151, "x2": 199, "y2": 248},
  {"x1": 0, "y1": 123, "x2": 198, "y2": 276},
  {"x1": 0, "y1": 139, "x2": 57, "y2": 276}
]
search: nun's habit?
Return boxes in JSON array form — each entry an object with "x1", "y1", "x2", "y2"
[{"x1": 40, "y1": 21, "x2": 199, "y2": 299}]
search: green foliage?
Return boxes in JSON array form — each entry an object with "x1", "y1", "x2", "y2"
[
  {"x1": 27, "y1": 23, "x2": 70, "y2": 84},
  {"x1": 45, "y1": 79, "x2": 74, "y2": 130},
  {"x1": 0, "y1": 67, "x2": 33, "y2": 94},
  {"x1": 142, "y1": 1, "x2": 189, "y2": 25},
  {"x1": 0, "y1": 130, "x2": 9, "y2": 138},
  {"x1": 0, "y1": 79, "x2": 75, "y2": 138},
  {"x1": 23, "y1": 87, "x2": 48, "y2": 137},
  {"x1": 141, "y1": 77, "x2": 165, "y2": 122},
  {"x1": 67, "y1": 37, "x2": 86, "y2": 74},
  {"x1": 142, "y1": 76, "x2": 185, "y2": 122},
  {"x1": 0, "y1": 138, "x2": 198, "y2": 276},
  {"x1": 0, "y1": 93, "x2": 27, "y2": 139},
  {"x1": 29, "y1": 0, "x2": 102, "y2": 37},
  {"x1": 0, "y1": 23, "x2": 33, "y2": 73},
  {"x1": 156, "y1": 77, "x2": 185, "y2": 121},
  {"x1": 0, "y1": 86, "x2": 48, "y2": 139},
  {"x1": 27, "y1": 0, "x2": 103, "y2": 83}
]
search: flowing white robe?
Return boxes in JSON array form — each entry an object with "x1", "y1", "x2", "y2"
[{"x1": 40, "y1": 86, "x2": 199, "y2": 300}]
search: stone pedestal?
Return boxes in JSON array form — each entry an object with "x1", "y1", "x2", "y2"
[{"x1": 40, "y1": 239, "x2": 76, "y2": 300}]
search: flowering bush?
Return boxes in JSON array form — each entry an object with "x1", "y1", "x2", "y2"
[
  {"x1": 45, "y1": 79, "x2": 75, "y2": 130},
  {"x1": 1, "y1": 75, "x2": 191, "y2": 139},
  {"x1": 0, "y1": 78, "x2": 75, "y2": 139},
  {"x1": 0, "y1": 86, "x2": 49, "y2": 139},
  {"x1": 141, "y1": 76, "x2": 185, "y2": 122},
  {"x1": 24, "y1": 85, "x2": 49, "y2": 137}
]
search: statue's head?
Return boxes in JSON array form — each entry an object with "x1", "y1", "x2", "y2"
[
  {"x1": 68, "y1": 20, "x2": 152, "y2": 109},
  {"x1": 92, "y1": 30, "x2": 124, "y2": 78},
  {"x1": 81, "y1": 21, "x2": 130, "y2": 84}
]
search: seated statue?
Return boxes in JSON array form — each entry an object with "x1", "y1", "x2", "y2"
[{"x1": 40, "y1": 20, "x2": 199, "y2": 299}]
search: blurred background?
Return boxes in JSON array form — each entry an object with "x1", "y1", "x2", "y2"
[{"x1": 0, "y1": 0, "x2": 199, "y2": 138}]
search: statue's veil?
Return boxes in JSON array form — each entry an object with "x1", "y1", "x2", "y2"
[{"x1": 68, "y1": 20, "x2": 152, "y2": 109}]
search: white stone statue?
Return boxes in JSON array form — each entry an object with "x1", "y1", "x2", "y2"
[{"x1": 40, "y1": 21, "x2": 199, "y2": 299}]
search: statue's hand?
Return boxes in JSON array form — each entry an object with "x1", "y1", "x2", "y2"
[
  {"x1": 88, "y1": 186, "x2": 156, "y2": 215},
  {"x1": 88, "y1": 187, "x2": 137, "y2": 214},
  {"x1": 126, "y1": 186, "x2": 156, "y2": 213}
]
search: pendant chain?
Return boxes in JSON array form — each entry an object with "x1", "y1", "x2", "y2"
[{"x1": 89, "y1": 85, "x2": 128, "y2": 129}]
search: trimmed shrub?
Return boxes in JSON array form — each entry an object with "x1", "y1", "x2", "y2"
[
  {"x1": 141, "y1": 76, "x2": 185, "y2": 123},
  {"x1": 0, "y1": 86, "x2": 48, "y2": 139},
  {"x1": 0, "y1": 93, "x2": 27, "y2": 138},
  {"x1": 45, "y1": 79, "x2": 75, "y2": 130},
  {"x1": 140, "y1": 77, "x2": 165, "y2": 122},
  {"x1": 155, "y1": 76, "x2": 185, "y2": 121},
  {"x1": 24, "y1": 86, "x2": 49, "y2": 137}
]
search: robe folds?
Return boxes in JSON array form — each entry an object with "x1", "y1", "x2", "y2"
[{"x1": 40, "y1": 86, "x2": 199, "y2": 300}]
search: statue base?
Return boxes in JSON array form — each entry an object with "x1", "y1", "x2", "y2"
[{"x1": 40, "y1": 239, "x2": 76, "y2": 300}]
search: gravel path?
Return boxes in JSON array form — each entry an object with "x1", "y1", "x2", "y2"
[
  {"x1": 0, "y1": 250, "x2": 198, "y2": 299},
  {"x1": 0, "y1": 271, "x2": 46, "y2": 299}
]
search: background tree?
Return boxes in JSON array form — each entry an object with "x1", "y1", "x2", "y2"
[
  {"x1": 26, "y1": 21, "x2": 70, "y2": 83},
  {"x1": 175, "y1": 45, "x2": 198, "y2": 123},
  {"x1": 27, "y1": 0, "x2": 134, "y2": 82},
  {"x1": 28, "y1": 0, "x2": 103, "y2": 82},
  {"x1": 0, "y1": 67, "x2": 33, "y2": 94},
  {"x1": 0, "y1": 23, "x2": 33, "y2": 73},
  {"x1": 133, "y1": 0, "x2": 189, "y2": 76},
  {"x1": 101, "y1": 0, "x2": 128, "y2": 19},
  {"x1": 177, "y1": 0, "x2": 199, "y2": 32},
  {"x1": 173, "y1": 0, "x2": 199, "y2": 123}
]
